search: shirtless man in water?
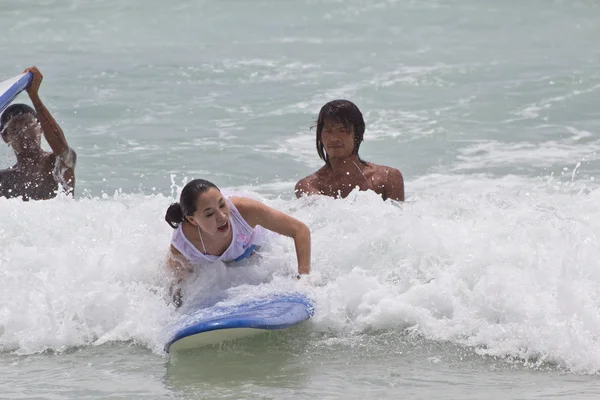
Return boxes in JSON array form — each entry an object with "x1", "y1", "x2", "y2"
[
  {"x1": 0, "y1": 66, "x2": 76, "y2": 201},
  {"x1": 295, "y1": 99, "x2": 404, "y2": 201}
]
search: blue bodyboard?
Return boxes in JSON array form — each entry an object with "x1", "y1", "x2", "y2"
[
  {"x1": 0, "y1": 72, "x2": 33, "y2": 115},
  {"x1": 165, "y1": 293, "x2": 314, "y2": 353}
]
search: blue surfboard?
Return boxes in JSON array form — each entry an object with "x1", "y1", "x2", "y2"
[
  {"x1": 165, "y1": 293, "x2": 314, "y2": 353},
  {"x1": 0, "y1": 72, "x2": 33, "y2": 114}
]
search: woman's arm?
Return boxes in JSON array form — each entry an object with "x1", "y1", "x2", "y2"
[
  {"x1": 166, "y1": 245, "x2": 193, "y2": 307},
  {"x1": 232, "y1": 197, "x2": 311, "y2": 275}
]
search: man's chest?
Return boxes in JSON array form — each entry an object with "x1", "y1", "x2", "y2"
[
  {"x1": 318, "y1": 175, "x2": 378, "y2": 198},
  {"x1": 8, "y1": 164, "x2": 57, "y2": 199}
]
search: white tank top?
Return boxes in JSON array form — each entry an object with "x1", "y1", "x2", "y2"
[{"x1": 170, "y1": 195, "x2": 268, "y2": 265}]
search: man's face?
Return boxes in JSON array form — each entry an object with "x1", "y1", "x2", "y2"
[
  {"x1": 321, "y1": 119, "x2": 355, "y2": 160},
  {"x1": 1, "y1": 113, "x2": 42, "y2": 155}
]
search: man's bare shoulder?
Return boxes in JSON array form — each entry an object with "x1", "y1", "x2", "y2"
[
  {"x1": 295, "y1": 169, "x2": 326, "y2": 198},
  {"x1": 369, "y1": 163, "x2": 403, "y2": 179},
  {"x1": 294, "y1": 174, "x2": 317, "y2": 196},
  {"x1": 369, "y1": 163, "x2": 404, "y2": 201}
]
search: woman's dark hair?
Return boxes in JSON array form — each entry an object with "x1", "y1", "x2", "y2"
[
  {"x1": 314, "y1": 99, "x2": 366, "y2": 167},
  {"x1": 165, "y1": 179, "x2": 219, "y2": 229}
]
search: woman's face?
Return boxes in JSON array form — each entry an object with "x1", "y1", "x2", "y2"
[{"x1": 187, "y1": 187, "x2": 231, "y2": 237}]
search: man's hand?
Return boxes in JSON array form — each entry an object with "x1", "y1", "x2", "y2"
[{"x1": 24, "y1": 66, "x2": 43, "y2": 96}]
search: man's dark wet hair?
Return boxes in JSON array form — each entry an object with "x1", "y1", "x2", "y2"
[
  {"x1": 0, "y1": 103, "x2": 37, "y2": 132},
  {"x1": 314, "y1": 99, "x2": 366, "y2": 167}
]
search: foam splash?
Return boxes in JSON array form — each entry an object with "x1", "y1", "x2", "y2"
[
  {"x1": 283, "y1": 173, "x2": 600, "y2": 374},
  {"x1": 0, "y1": 193, "x2": 178, "y2": 354},
  {"x1": 1, "y1": 174, "x2": 600, "y2": 374}
]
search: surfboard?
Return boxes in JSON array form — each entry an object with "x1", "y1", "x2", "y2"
[
  {"x1": 0, "y1": 72, "x2": 33, "y2": 114},
  {"x1": 164, "y1": 293, "x2": 314, "y2": 353}
]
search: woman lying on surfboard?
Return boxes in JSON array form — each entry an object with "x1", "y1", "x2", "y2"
[{"x1": 164, "y1": 179, "x2": 311, "y2": 306}]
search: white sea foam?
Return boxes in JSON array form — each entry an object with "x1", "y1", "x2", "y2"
[{"x1": 2, "y1": 174, "x2": 600, "y2": 373}]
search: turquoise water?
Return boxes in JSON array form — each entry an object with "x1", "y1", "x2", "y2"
[{"x1": 2, "y1": 0, "x2": 600, "y2": 398}]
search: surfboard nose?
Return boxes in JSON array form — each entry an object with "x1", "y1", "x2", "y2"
[{"x1": 0, "y1": 72, "x2": 33, "y2": 115}]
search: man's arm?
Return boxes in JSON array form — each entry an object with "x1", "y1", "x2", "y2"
[
  {"x1": 52, "y1": 148, "x2": 77, "y2": 196},
  {"x1": 25, "y1": 66, "x2": 77, "y2": 195},
  {"x1": 24, "y1": 66, "x2": 71, "y2": 156}
]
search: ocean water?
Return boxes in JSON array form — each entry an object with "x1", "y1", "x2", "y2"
[{"x1": 2, "y1": 0, "x2": 600, "y2": 398}]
